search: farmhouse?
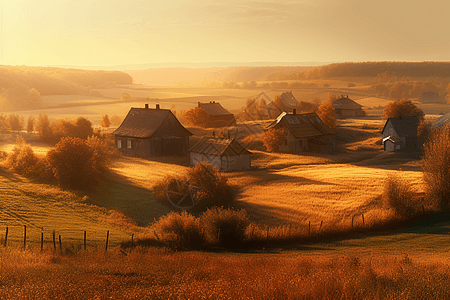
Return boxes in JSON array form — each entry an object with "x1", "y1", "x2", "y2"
[
  {"x1": 198, "y1": 101, "x2": 236, "y2": 127},
  {"x1": 266, "y1": 110, "x2": 335, "y2": 154},
  {"x1": 189, "y1": 136, "x2": 251, "y2": 171},
  {"x1": 267, "y1": 91, "x2": 299, "y2": 118},
  {"x1": 112, "y1": 104, "x2": 192, "y2": 158},
  {"x1": 332, "y1": 96, "x2": 365, "y2": 118},
  {"x1": 382, "y1": 116, "x2": 420, "y2": 152}
]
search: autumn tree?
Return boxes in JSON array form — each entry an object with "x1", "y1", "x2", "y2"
[
  {"x1": 316, "y1": 101, "x2": 337, "y2": 129},
  {"x1": 101, "y1": 114, "x2": 111, "y2": 128},
  {"x1": 184, "y1": 107, "x2": 209, "y2": 127},
  {"x1": 7, "y1": 114, "x2": 24, "y2": 132},
  {"x1": 261, "y1": 128, "x2": 285, "y2": 152},
  {"x1": 27, "y1": 116, "x2": 35, "y2": 133},
  {"x1": 383, "y1": 99, "x2": 424, "y2": 122},
  {"x1": 35, "y1": 114, "x2": 53, "y2": 143}
]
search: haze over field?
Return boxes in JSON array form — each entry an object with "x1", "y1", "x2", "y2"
[{"x1": 2, "y1": 1, "x2": 449, "y2": 68}]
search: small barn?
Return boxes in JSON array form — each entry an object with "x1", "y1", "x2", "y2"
[
  {"x1": 266, "y1": 110, "x2": 335, "y2": 154},
  {"x1": 382, "y1": 116, "x2": 420, "y2": 152},
  {"x1": 198, "y1": 101, "x2": 236, "y2": 127},
  {"x1": 189, "y1": 137, "x2": 251, "y2": 171},
  {"x1": 267, "y1": 91, "x2": 299, "y2": 118},
  {"x1": 112, "y1": 104, "x2": 192, "y2": 158},
  {"x1": 332, "y1": 96, "x2": 365, "y2": 118}
]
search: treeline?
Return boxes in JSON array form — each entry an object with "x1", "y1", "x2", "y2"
[
  {"x1": 0, "y1": 65, "x2": 133, "y2": 110},
  {"x1": 302, "y1": 62, "x2": 450, "y2": 79}
]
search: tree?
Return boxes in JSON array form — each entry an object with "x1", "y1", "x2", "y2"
[
  {"x1": 27, "y1": 116, "x2": 35, "y2": 133},
  {"x1": 101, "y1": 114, "x2": 111, "y2": 128},
  {"x1": 7, "y1": 114, "x2": 24, "y2": 132},
  {"x1": 316, "y1": 101, "x2": 337, "y2": 129},
  {"x1": 46, "y1": 137, "x2": 103, "y2": 190},
  {"x1": 261, "y1": 128, "x2": 285, "y2": 152},
  {"x1": 73, "y1": 117, "x2": 93, "y2": 139},
  {"x1": 383, "y1": 99, "x2": 424, "y2": 122},
  {"x1": 421, "y1": 126, "x2": 450, "y2": 211},
  {"x1": 184, "y1": 107, "x2": 209, "y2": 127},
  {"x1": 35, "y1": 114, "x2": 53, "y2": 143}
]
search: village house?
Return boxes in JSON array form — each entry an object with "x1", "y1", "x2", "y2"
[
  {"x1": 332, "y1": 96, "x2": 365, "y2": 118},
  {"x1": 266, "y1": 110, "x2": 335, "y2": 154},
  {"x1": 198, "y1": 101, "x2": 236, "y2": 127},
  {"x1": 382, "y1": 116, "x2": 420, "y2": 152},
  {"x1": 189, "y1": 136, "x2": 251, "y2": 171},
  {"x1": 112, "y1": 104, "x2": 192, "y2": 158},
  {"x1": 267, "y1": 91, "x2": 299, "y2": 118}
]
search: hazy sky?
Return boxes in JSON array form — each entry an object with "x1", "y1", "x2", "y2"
[{"x1": 2, "y1": 0, "x2": 450, "y2": 67}]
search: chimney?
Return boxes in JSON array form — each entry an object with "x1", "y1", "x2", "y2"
[
  {"x1": 293, "y1": 109, "x2": 296, "y2": 115},
  {"x1": 156, "y1": 104, "x2": 160, "y2": 109},
  {"x1": 145, "y1": 104, "x2": 149, "y2": 109}
]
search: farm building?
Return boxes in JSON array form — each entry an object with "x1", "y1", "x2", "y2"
[
  {"x1": 267, "y1": 91, "x2": 299, "y2": 118},
  {"x1": 432, "y1": 112, "x2": 450, "y2": 129},
  {"x1": 242, "y1": 91, "x2": 271, "y2": 120},
  {"x1": 332, "y1": 96, "x2": 365, "y2": 118},
  {"x1": 189, "y1": 136, "x2": 251, "y2": 171},
  {"x1": 266, "y1": 110, "x2": 335, "y2": 154},
  {"x1": 198, "y1": 101, "x2": 236, "y2": 127},
  {"x1": 382, "y1": 116, "x2": 420, "y2": 152},
  {"x1": 112, "y1": 104, "x2": 192, "y2": 158}
]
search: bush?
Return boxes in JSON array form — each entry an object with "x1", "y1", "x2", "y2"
[
  {"x1": 421, "y1": 126, "x2": 450, "y2": 211},
  {"x1": 46, "y1": 137, "x2": 104, "y2": 190},
  {"x1": 5, "y1": 137, "x2": 39, "y2": 176},
  {"x1": 261, "y1": 128, "x2": 285, "y2": 152},
  {"x1": 201, "y1": 207, "x2": 250, "y2": 248},
  {"x1": 184, "y1": 107, "x2": 208, "y2": 127},
  {"x1": 383, "y1": 174, "x2": 417, "y2": 218},
  {"x1": 316, "y1": 101, "x2": 337, "y2": 129},
  {"x1": 153, "y1": 211, "x2": 204, "y2": 250}
]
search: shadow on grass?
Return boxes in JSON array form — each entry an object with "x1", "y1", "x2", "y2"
[{"x1": 85, "y1": 170, "x2": 172, "y2": 227}]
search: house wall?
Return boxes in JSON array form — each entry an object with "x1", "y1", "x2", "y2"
[
  {"x1": 116, "y1": 135, "x2": 189, "y2": 158},
  {"x1": 382, "y1": 121, "x2": 404, "y2": 142},
  {"x1": 284, "y1": 132, "x2": 308, "y2": 153},
  {"x1": 384, "y1": 140, "x2": 396, "y2": 152},
  {"x1": 115, "y1": 136, "x2": 151, "y2": 157}
]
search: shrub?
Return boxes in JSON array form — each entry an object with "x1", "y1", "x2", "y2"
[
  {"x1": 153, "y1": 211, "x2": 204, "y2": 250},
  {"x1": 421, "y1": 125, "x2": 450, "y2": 211},
  {"x1": 184, "y1": 107, "x2": 208, "y2": 127},
  {"x1": 101, "y1": 114, "x2": 111, "y2": 128},
  {"x1": 316, "y1": 101, "x2": 337, "y2": 129},
  {"x1": 46, "y1": 137, "x2": 103, "y2": 190},
  {"x1": 5, "y1": 136, "x2": 39, "y2": 175},
  {"x1": 383, "y1": 174, "x2": 416, "y2": 218},
  {"x1": 200, "y1": 207, "x2": 250, "y2": 248},
  {"x1": 383, "y1": 99, "x2": 424, "y2": 122},
  {"x1": 261, "y1": 128, "x2": 285, "y2": 152}
]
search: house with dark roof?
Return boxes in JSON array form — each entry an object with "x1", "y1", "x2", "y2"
[
  {"x1": 332, "y1": 96, "x2": 365, "y2": 118},
  {"x1": 267, "y1": 91, "x2": 299, "y2": 118},
  {"x1": 198, "y1": 101, "x2": 236, "y2": 127},
  {"x1": 266, "y1": 110, "x2": 335, "y2": 154},
  {"x1": 189, "y1": 137, "x2": 251, "y2": 171},
  {"x1": 112, "y1": 104, "x2": 192, "y2": 158},
  {"x1": 382, "y1": 116, "x2": 420, "y2": 152}
]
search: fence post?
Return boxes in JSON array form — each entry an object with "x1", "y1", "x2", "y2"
[
  {"x1": 361, "y1": 214, "x2": 365, "y2": 226},
  {"x1": 351, "y1": 216, "x2": 354, "y2": 229},
  {"x1": 52, "y1": 231, "x2": 56, "y2": 251},
  {"x1": 41, "y1": 231, "x2": 44, "y2": 252},
  {"x1": 59, "y1": 235, "x2": 62, "y2": 252},
  {"x1": 84, "y1": 231, "x2": 87, "y2": 251},
  {"x1": 4, "y1": 227, "x2": 8, "y2": 247},
  {"x1": 318, "y1": 221, "x2": 323, "y2": 235},
  {"x1": 266, "y1": 227, "x2": 269, "y2": 239},
  {"x1": 308, "y1": 221, "x2": 311, "y2": 235},
  {"x1": 131, "y1": 233, "x2": 134, "y2": 244},
  {"x1": 23, "y1": 225, "x2": 27, "y2": 250},
  {"x1": 105, "y1": 230, "x2": 109, "y2": 251}
]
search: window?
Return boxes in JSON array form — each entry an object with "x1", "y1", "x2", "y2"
[
  {"x1": 127, "y1": 139, "x2": 132, "y2": 149},
  {"x1": 117, "y1": 140, "x2": 122, "y2": 149}
]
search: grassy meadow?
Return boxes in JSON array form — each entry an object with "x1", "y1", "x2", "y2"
[{"x1": 1, "y1": 77, "x2": 450, "y2": 298}]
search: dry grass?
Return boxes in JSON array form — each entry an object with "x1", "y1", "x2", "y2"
[{"x1": 0, "y1": 247, "x2": 449, "y2": 299}]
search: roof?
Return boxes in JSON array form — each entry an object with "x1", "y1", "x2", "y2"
[
  {"x1": 382, "y1": 116, "x2": 419, "y2": 137},
  {"x1": 433, "y1": 113, "x2": 450, "y2": 129},
  {"x1": 198, "y1": 102, "x2": 233, "y2": 116},
  {"x1": 189, "y1": 137, "x2": 251, "y2": 157},
  {"x1": 112, "y1": 107, "x2": 192, "y2": 138},
  {"x1": 266, "y1": 112, "x2": 335, "y2": 138},
  {"x1": 332, "y1": 97, "x2": 363, "y2": 110},
  {"x1": 279, "y1": 91, "x2": 299, "y2": 107}
]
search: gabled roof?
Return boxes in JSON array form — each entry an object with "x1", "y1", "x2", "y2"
[
  {"x1": 112, "y1": 107, "x2": 192, "y2": 138},
  {"x1": 198, "y1": 102, "x2": 233, "y2": 116},
  {"x1": 279, "y1": 91, "x2": 298, "y2": 107},
  {"x1": 189, "y1": 137, "x2": 251, "y2": 157},
  {"x1": 382, "y1": 116, "x2": 419, "y2": 137},
  {"x1": 266, "y1": 112, "x2": 335, "y2": 138},
  {"x1": 332, "y1": 97, "x2": 363, "y2": 110},
  {"x1": 432, "y1": 112, "x2": 450, "y2": 129}
]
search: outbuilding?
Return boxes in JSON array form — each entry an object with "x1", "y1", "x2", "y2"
[
  {"x1": 189, "y1": 136, "x2": 251, "y2": 171},
  {"x1": 332, "y1": 96, "x2": 365, "y2": 118},
  {"x1": 198, "y1": 101, "x2": 236, "y2": 127},
  {"x1": 113, "y1": 104, "x2": 192, "y2": 158},
  {"x1": 382, "y1": 116, "x2": 420, "y2": 152}
]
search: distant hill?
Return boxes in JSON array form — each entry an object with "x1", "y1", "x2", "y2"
[{"x1": 126, "y1": 66, "x2": 314, "y2": 86}]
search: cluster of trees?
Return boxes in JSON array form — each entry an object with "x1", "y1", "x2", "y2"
[
  {"x1": 183, "y1": 107, "x2": 209, "y2": 127},
  {"x1": 5, "y1": 136, "x2": 115, "y2": 190},
  {"x1": 214, "y1": 80, "x2": 318, "y2": 90},
  {"x1": 369, "y1": 79, "x2": 446, "y2": 102},
  {"x1": 35, "y1": 115, "x2": 94, "y2": 144},
  {"x1": 0, "y1": 65, "x2": 133, "y2": 110}
]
